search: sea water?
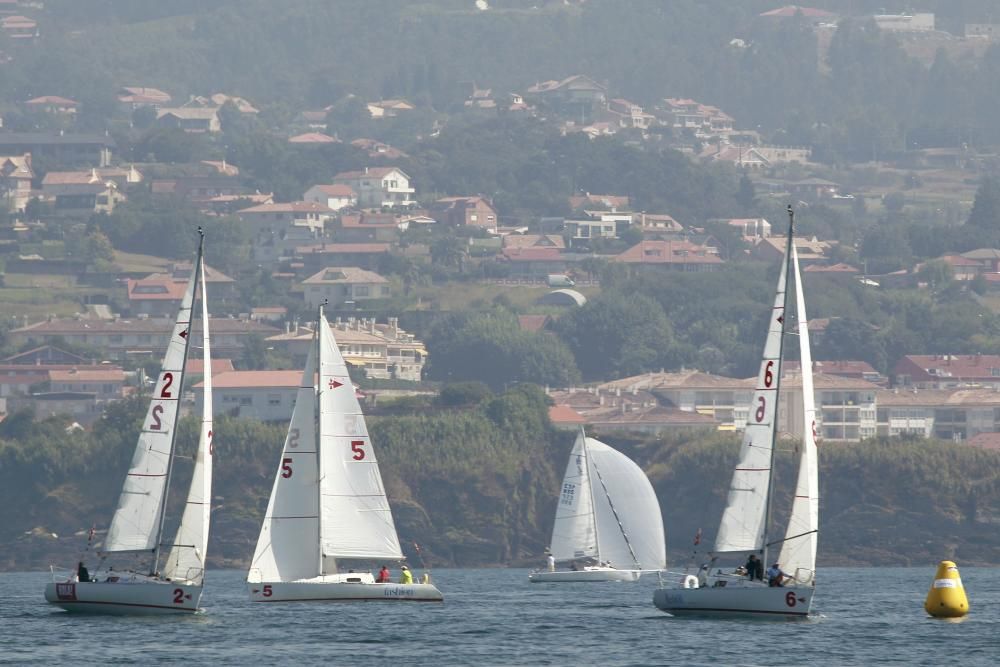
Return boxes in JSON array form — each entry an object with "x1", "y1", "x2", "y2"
[{"x1": 2, "y1": 567, "x2": 998, "y2": 666}]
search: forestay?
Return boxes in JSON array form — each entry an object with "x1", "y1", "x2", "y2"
[
  {"x1": 549, "y1": 430, "x2": 598, "y2": 562},
  {"x1": 778, "y1": 246, "x2": 820, "y2": 583},
  {"x1": 317, "y1": 315, "x2": 403, "y2": 564},
  {"x1": 249, "y1": 343, "x2": 321, "y2": 582},
  {"x1": 714, "y1": 246, "x2": 789, "y2": 554},
  {"x1": 164, "y1": 256, "x2": 213, "y2": 584},
  {"x1": 104, "y1": 256, "x2": 197, "y2": 553},
  {"x1": 588, "y1": 437, "x2": 666, "y2": 570}
]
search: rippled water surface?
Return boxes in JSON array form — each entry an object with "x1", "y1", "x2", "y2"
[{"x1": 2, "y1": 567, "x2": 998, "y2": 665}]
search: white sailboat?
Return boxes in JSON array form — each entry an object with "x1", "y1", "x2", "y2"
[
  {"x1": 247, "y1": 305, "x2": 442, "y2": 602},
  {"x1": 45, "y1": 231, "x2": 214, "y2": 615},
  {"x1": 653, "y1": 207, "x2": 819, "y2": 619},
  {"x1": 529, "y1": 428, "x2": 666, "y2": 583}
]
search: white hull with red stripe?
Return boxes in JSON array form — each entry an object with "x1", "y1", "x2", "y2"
[
  {"x1": 249, "y1": 572, "x2": 442, "y2": 602},
  {"x1": 653, "y1": 582, "x2": 813, "y2": 619},
  {"x1": 44, "y1": 577, "x2": 201, "y2": 615}
]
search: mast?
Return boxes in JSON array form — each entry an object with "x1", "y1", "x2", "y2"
[
  {"x1": 761, "y1": 206, "x2": 795, "y2": 569},
  {"x1": 315, "y1": 300, "x2": 326, "y2": 575},
  {"x1": 153, "y1": 229, "x2": 204, "y2": 574}
]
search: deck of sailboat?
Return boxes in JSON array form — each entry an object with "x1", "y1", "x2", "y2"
[
  {"x1": 44, "y1": 578, "x2": 202, "y2": 615},
  {"x1": 652, "y1": 583, "x2": 814, "y2": 619},
  {"x1": 248, "y1": 580, "x2": 443, "y2": 602},
  {"x1": 528, "y1": 567, "x2": 641, "y2": 583}
]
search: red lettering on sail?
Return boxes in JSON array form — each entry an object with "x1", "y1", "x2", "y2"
[
  {"x1": 351, "y1": 440, "x2": 366, "y2": 461},
  {"x1": 329, "y1": 379, "x2": 343, "y2": 390},
  {"x1": 764, "y1": 360, "x2": 774, "y2": 388},
  {"x1": 160, "y1": 372, "x2": 174, "y2": 398},
  {"x1": 150, "y1": 404, "x2": 164, "y2": 431},
  {"x1": 281, "y1": 458, "x2": 293, "y2": 478},
  {"x1": 755, "y1": 396, "x2": 766, "y2": 422}
]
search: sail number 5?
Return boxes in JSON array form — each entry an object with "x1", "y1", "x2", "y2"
[
  {"x1": 281, "y1": 458, "x2": 293, "y2": 478},
  {"x1": 351, "y1": 440, "x2": 366, "y2": 461}
]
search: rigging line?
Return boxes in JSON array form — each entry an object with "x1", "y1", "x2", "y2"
[
  {"x1": 765, "y1": 529, "x2": 818, "y2": 548},
  {"x1": 589, "y1": 458, "x2": 641, "y2": 570}
]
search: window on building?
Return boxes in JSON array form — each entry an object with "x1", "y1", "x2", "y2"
[
  {"x1": 239, "y1": 396, "x2": 252, "y2": 406},
  {"x1": 267, "y1": 394, "x2": 281, "y2": 406}
]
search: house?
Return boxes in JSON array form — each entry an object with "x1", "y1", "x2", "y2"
[
  {"x1": 786, "y1": 177, "x2": 841, "y2": 199},
  {"x1": 874, "y1": 12, "x2": 934, "y2": 32},
  {"x1": 333, "y1": 212, "x2": 407, "y2": 243},
  {"x1": 237, "y1": 201, "x2": 334, "y2": 236},
  {"x1": 0, "y1": 152, "x2": 33, "y2": 211},
  {"x1": 634, "y1": 213, "x2": 684, "y2": 237},
  {"x1": 41, "y1": 170, "x2": 124, "y2": 215},
  {"x1": 48, "y1": 367, "x2": 125, "y2": 401},
  {"x1": 24, "y1": 96, "x2": 79, "y2": 116},
  {"x1": 751, "y1": 236, "x2": 833, "y2": 265},
  {"x1": 723, "y1": 218, "x2": 771, "y2": 241},
  {"x1": 568, "y1": 193, "x2": 629, "y2": 211},
  {"x1": 919, "y1": 254, "x2": 983, "y2": 282},
  {"x1": 563, "y1": 215, "x2": 621, "y2": 243},
  {"x1": 3, "y1": 344, "x2": 91, "y2": 365},
  {"x1": 127, "y1": 262, "x2": 237, "y2": 316},
  {"x1": 785, "y1": 360, "x2": 886, "y2": 386},
  {"x1": 303, "y1": 183, "x2": 357, "y2": 211},
  {"x1": 709, "y1": 144, "x2": 771, "y2": 169},
  {"x1": 366, "y1": 99, "x2": 415, "y2": 118},
  {"x1": 602, "y1": 98, "x2": 656, "y2": 130},
  {"x1": 548, "y1": 383, "x2": 721, "y2": 435},
  {"x1": 267, "y1": 317, "x2": 426, "y2": 381},
  {"x1": 117, "y1": 86, "x2": 172, "y2": 111},
  {"x1": 802, "y1": 263, "x2": 860, "y2": 278},
  {"x1": 502, "y1": 234, "x2": 565, "y2": 250},
  {"x1": 660, "y1": 98, "x2": 736, "y2": 140},
  {"x1": 206, "y1": 93, "x2": 259, "y2": 114},
  {"x1": 0, "y1": 133, "x2": 114, "y2": 167},
  {"x1": 523, "y1": 75, "x2": 607, "y2": 120},
  {"x1": 194, "y1": 370, "x2": 301, "y2": 422},
  {"x1": 332, "y1": 167, "x2": 415, "y2": 208},
  {"x1": 296, "y1": 243, "x2": 391, "y2": 272},
  {"x1": 500, "y1": 247, "x2": 572, "y2": 278},
  {"x1": 614, "y1": 239, "x2": 723, "y2": 272},
  {"x1": 759, "y1": 5, "x2": 837, "y2": 21},
  {"x1": 8, "y1": 316, "x2": 280, "y2": 361},
  {"x1": 155, "y1": 108, "x2": 221, "y2": 133},
  {"x1": 201, "y1": 192, "x2": 274, "y2": 216},
  {"x1": 288, "y1": 132, "x2": 339, "y2": 144},
  {"x1": 894, "y1": 355, "x2": 1000, "y2": 390},
  {"x1": 429, "y1": 196, "x2": 498, "y2": 231},
  {"x1": 150, "y1": 170, "x2": 245, "y2": 203},
  {"x1": 350, "y1": 138, "x2": 408, "y2": 160},
  {"x1": 301, "y1": 267, "x2": 391, "y2": 308},
  {"x1": 94, "y1": 165, "x2": 143, "y2": 189},
  {"x1": 250, "y1": 306, "x2": 287, "y2": 323}
]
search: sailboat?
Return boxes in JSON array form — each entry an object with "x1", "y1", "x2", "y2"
[
  {"x1": 653, "y1": 206, "x2": 819, "y2": 619},
  {"x1": 45, "y1": 230, "x2": 214, "y2": 614},
  {"x1": 247, "y1": 305, "x2": 442, "y2": 602},
  {"x1": 529, "y1": 428, "x2": 666, "y2": 583}
]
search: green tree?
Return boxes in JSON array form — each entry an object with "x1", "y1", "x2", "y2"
[{"x1": 967, "y1": 176, "x2": 1000, "y2": 231}]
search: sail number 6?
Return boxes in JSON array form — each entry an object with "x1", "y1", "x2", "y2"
[
  {"x1": 755, "y1": 396, "x2": 766, "y2": 422},
  {"x1": 763, "y1": 360, "x2": 774, "y2": 387},
  {"x1": 351, "y1": 440, "x2": 366, "y2": 461}
]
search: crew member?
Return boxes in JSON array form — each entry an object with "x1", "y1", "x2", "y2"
[
  {"x1": 399, "y1": 564, "x2": 413, "y2": 584},
  {"x1": 376, "y1": 565, "x2": 391, "y2": 583}
]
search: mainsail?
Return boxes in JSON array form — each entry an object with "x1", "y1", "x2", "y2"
[
  {"x1": 317, "y1": 314, "x2": 402, "y2": 566},
  {"x1": 778, "y1": 245, "x2": 820, "y2": 583},
  {"x1": 164, "y1": 253, "x2": 213, "y2": 584},
  {"x1": 249, "y1": 342, "x2": 321, "y2": 582},
  {"x1": 104, "y1": 243, "x2": 199, "y2": 553},
  {"x1": 714, "y1": 241, "x2": 790, "y2": 554},
  {"x1": 549, "y1": 430, "x2": 598, "y2": 562},
  {"x1": 587, "y1": 437, "x2": 666, "y2": 570}
]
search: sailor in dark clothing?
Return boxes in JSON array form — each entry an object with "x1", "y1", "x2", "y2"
[
  {"x1": 745, "y1": 554, "x2": 763, "y2": 581},
  {"x1": 77, "y1": 562, "x2": 91, "y2": 583}
]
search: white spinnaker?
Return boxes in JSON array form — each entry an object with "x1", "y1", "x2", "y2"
[
  {"x1": 588, "y1": 438, "x2": 666, "y2": 570},
  {"x1": 105, "y1": 258, "x2": 197, "y2": 553},
  {"x1": 714, "y1": 246, "x2": 789, "y2": 554},
  {"x1": 165, "y1": 257, "x2": 213, "y2": 584},
  {"x1": 549, "y1": 430, "x2": 599, "y2": 562},
  {"x1": 779, "y1": 246, "x2": 819, "y2": 583},
  {"x1": 248, "y1": 343, "x2": 321, "y2": 582},
  {"x1": 317, "y1": 315, "x2": 403, "y2": 563}
]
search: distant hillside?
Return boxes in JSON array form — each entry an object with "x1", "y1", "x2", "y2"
[{"x1": 3, "y1": 391, "x2": 1000, "y2": 570}]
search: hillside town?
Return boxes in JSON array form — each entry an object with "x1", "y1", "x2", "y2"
[{"x1": 1, "y1": 3, "x2": 1000, "y2": 454}]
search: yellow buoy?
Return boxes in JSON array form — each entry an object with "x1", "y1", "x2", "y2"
[{"x1": 924, "y1": 560, "x2": 969, "y2": 618}]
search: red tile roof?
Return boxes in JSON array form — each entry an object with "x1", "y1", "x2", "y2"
[
  {"x1": 501, "y1": 247, "x2": 563, "y2": 262},
  {"x1": 309, "y1": 184, "x2": 355, "y2": 197},
  {"x1": 549, "y1": 404, "x2": 586, "y2": 425},
  {"x1": 289, "y1": 132, "x2": 339, "y2": 144},
  {"x1": 186, "y1": 358, "x2": 236, "y2": 375},
  {"x1": 49, "y1": 368, "x2": 125, "y2": 383},
  {"x1": 239, "y1": 201, "x2": 333, "y2": 214},
  {"x1": 197, "y1": 370, "x2": 302, "y2": 389},
  {"x1": 25, "y1": 96, "x2": 79, "y2": 106},
  {"x1": 615, "y1": 240, "x2": 723, "y2": 265},
  {"x1": 297, "y1": 243, "x2": 391, "y2": 254}
]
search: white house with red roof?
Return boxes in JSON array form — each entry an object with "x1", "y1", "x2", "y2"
[
  {"x1": 303, "y1": 183, "x2": 357, "y2": 211},
  {"x1": 614, "y1": 239, "x2": 723, "y2": 272},
  {"x1": 289, "y1": 132, "x2": 339, "y2": 144},
  {"x1": 0, "y1": 152, "x2": 33, "y2": 211},
  {"x1": 237, "y1": 201, "x2": 334, "y2": 236},
  {"x1": 300, "y1": 267, "x2": 390, "y2": 309},
  {"x1": 894, "y1": 355, "x2": 1000, "y2": 390},
  {"x1": 117, "y1": 86, "x2": 172, "y2": 111},
  {"x1": 24, "y1": 96, "x2": 78, "y2": 116},
  {"x1": 193, "y1": 370, "x2": 302, "y2": 421},
  {"x1": 332, "y1": 167, "x2": 415, "y2": 208}
]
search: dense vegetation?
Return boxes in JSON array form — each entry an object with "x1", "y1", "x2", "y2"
[{"x1": 3, "y1": 389, "x2": 1000, "y2": 569}]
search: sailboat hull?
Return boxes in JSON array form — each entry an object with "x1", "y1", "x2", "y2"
[
  {"x1": 528, "y1": 568, "x2": 641, "y2": 583},
  {"x1": 653, "y1": 584, "x2": 813, "y2": 620},
  {"x1": 44, "y1": 579, "x2": 202, "y2": 615},
  {"x1": 248, "y1": 579, "x2": 443, "y2": 602}
]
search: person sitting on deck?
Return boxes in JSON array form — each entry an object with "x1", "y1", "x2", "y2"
[
  {"x1": 766, "y1": 563, "x2": 790, "y2": 587},
  {"x1": 399, "y1": 565, "x2": 413, "y2": 585},
  {"x1": 376, "y1": 565, "x2": 391, "y2": 583},
  {"x1": 77, "y1": 562, "x2": 90, "y2": 583}
]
